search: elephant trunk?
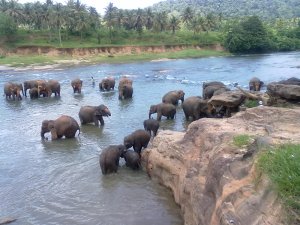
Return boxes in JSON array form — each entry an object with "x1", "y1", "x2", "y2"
[
  {"x1": 41, "y1": 130, "x2": 46, "y2": 139},
  {"x1": 149, "y1": 112, "x2": 152, "y2": 119}
]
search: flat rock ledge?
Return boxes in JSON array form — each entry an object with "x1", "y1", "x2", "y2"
[{"x1": 142, "y1": 106, "x2": 300, "y2": 225}]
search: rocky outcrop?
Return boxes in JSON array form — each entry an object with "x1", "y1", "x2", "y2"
[{"x1": 142, "y1": 106, "x2": 300, "y2": 225}]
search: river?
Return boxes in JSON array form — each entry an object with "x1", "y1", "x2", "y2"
[{"x1": 0, "y1": 52, "x2": 299, "y2": 225}]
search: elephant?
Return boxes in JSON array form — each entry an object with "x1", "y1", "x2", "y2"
[
  {"x1": 118, "y1": 77, "x2": 133, "y2": 100},
  {"x1": 99, "y1": 76, "x2": 115, "y2": 91},
  {"x1": 23, "y1": 80, "x2": 46, "y2": 97},
  {"x1": 149, "y1": 103, "x2": 176, "y2": 121},
  {"x1": 118, "y1": 84, "x2": 133, "y2": 100},
  {"x1": 182, "y1": 96, "x2": 214, "y2": 121},
  {"x1": 162, "y1": 90, "x2": 185, "y2": 105},
  {"x1": 29, "y1": 87, "x2": 49, "y2": 99},
  {"x1": 78, "y1": 105, "x2": 111, "y2": 126},
  {"x1": 249, "y1": 77, "x2": 264, "y2": 91},
  {"x1": 203, "y1": 82, "x2": 229, "y2": 99},
  {"x1": 71, "y1": 79, "x2": 83, "y2": 94},
  {"x1": 143, "y1": 118, "x2": 160, "y2": 136},
  {"x1": 124, "y1": 129, "x2": 151, "y2": 155},
  {"x1": 121, "y1": 149, "x2": 141, "y2": 170},
  {"x1": 99, "y1": 144, "x2": 126, "y2": 175},
  {"x1": 41, "y1": 115, "x2": 80, "y2": 140},
  {"x1": 47, "y1": 80, "x2": 61, "y2": 96},
  {"x1": 4, "y1": 82, "x2": 23, "y2": 100},
  {"x1": 203, "y1": 81, "x2": 225, "y2": 90}
]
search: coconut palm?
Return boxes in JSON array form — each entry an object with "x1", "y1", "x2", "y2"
[
  {"x1": 104, "y1": 2, "x2": 117, "y2": 42},
  {"x1": 169, "y1": 15, "x2": 180, "y2": 34},
  {"x1": 181, "y1": 6, "x2": 194, "y2": 27}
]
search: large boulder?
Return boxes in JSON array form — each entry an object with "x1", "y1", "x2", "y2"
[
  {"x1": 143, "y1": 106, "x2": 300, "y2": 225},
  {"x1": 208, "y1": 91, "x2": 245, "y2": 108},
  {"x1": 267, "y1": 82, "x2": 300, "y2": 100}
]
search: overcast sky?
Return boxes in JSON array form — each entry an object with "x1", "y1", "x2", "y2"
[{"x1": 17, "y1": 0, "x2": 165, "y2": 15}]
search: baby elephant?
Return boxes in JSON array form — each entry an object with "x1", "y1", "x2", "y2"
[
  {"x1": 122, "y1": 149, "x2": 141, "y2": 170},
  {"x1": 99, "y1": 144, "x2": 126, "y2": 175},
  {"x1": 79, "y1": 105, "x2": 111, "y2": 126},
  {"x1": 143, "y1": 119, "x2": 160, "y2": 136},
  {"x1": 149, "y1": 103, "x2": 176, "y2": 121},
  {"x1": 124, "y1": 129, "x2": 151, "y2": 155}
]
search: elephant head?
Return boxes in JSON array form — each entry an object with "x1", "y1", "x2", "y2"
[
  {"x1": 41, "y1": 120, "x2": 57, "y2": 140},
  {"x1": 123, "y1": 135, "x2": 133, "y2": 149},
  {"x1": 177, "y1": 90, "x2": 185, "y2": 103},
  {"x1": 149, "y1": 104, "x2": 157, "y2": 118},
  {"x1": 249, "y1": 77, "x2": 264, "y2": 91},
  {"x1": 95, "y1": 104, "x2": 111, "y2": 118}
]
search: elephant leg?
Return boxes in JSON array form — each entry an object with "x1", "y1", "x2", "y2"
[
  {"x1": 153, "y1": 129, "x2": 158, "y2": 136},
  {"x1": 93, "y1": 116, "x2": 100, "y2": 126},
  {"x1": 133, "y1": 144, "x2": 142, "y2": 155},
  {"x1": 171, "y1": 114, "x2": 175, "y2": 119},
  {"x1": 157, "y1": 112, "x2": 162, "y2": 121},
  {"x1": 50, "y1": 129, "x2": 58, "y2": 140},
  {"x1": 99, "y1": 116, "x2": 104, "y2": 126}
]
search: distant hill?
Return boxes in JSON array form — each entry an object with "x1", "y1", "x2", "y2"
[{"x1": 151, "y1": 0, "x2": 300, "y2": 19}]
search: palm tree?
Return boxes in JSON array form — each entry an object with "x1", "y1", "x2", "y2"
[
  {"x1": 5, "y1": 0, "x2": 23, "y2": 25},
  {"x1": 52, "y1": 3, "x2": 65, "y2": 46},
  {"x1": 154, "y1": 11, "x2": 167, "y2": 32},
  {"x1": 181, "y1": 6, "x2": 194, "y2": 27},
  {"x1": 145, "y1": 8, "x2": 153, "y2": 30},
  {"x1": 104, "y1": 2, "x2": 117, "y2": 43},
  {"x1": 169, "y1": 15, "x2": 180, "y2": 34}
]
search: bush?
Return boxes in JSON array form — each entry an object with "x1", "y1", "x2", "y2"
[{"x1": 224, "y1": 16, "x2": 273, "y2": 53}]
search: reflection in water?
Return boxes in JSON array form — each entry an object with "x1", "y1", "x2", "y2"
[{"x1": 1, "y1": 52, "x2": 300, "y2": 225}]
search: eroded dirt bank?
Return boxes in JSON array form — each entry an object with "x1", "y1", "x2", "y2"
[
  {"x1": 142, "y1": 106, "x2": 300, "y2": 225},
  {"x1": 2, "y1": 44, "x2": 223, "y2": 56}
]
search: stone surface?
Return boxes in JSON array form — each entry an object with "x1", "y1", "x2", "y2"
[
  {"x1": 142, "y1": 106, "x2": 300, "y2": 225},
  {"x1": 208, "y1": 91, "x2": 245, "y2": 108},
  {"x1": 267, "y1": 82, "x2": 300, "y2": 100}
]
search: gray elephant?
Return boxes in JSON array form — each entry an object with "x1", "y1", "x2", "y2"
[
  {"x1": 29, "y1": 87, "x2": 49, "y2": 99},
  {"x1": 47, "y1": 80, "x2": 61, "y2": 96},
  {"x1": 162, "y1": 90, "x2": 185, "y2": 105},
  {"x1": 121, "y1": 149, "x2": 141, "y2": 170},
  {"x1": 203, "y1": 82, "x2": 229, "y2": 99},
  {"x1": 78, "y1": 105, "x2": 111, "y2": 126},
  {"x1": 41, "y1": 115, "x2": 80, "y2": 140},
  {"x1": 124, "y1": 129, "x2": 151, "y2": 155},
  {"x1": 99, "y1": 77, "x2": 115, "y2": 91},
  {"x1": 4, "y1": 82, "x2": 23, "y2": 100},
  {"x1": 99, "y1": 144, "x2": 126, "y2": 175},
  {"x1": 143, "y1": 118, "x2": 160, "y2": 136},
  {"x1": 118, "y1": 84, "x2": 133, "y2": 100},
  {"x1": 23, "y1": 80, "x2": 46, "y2": 97},
  {"x1": 71, "y1": 79, "x2": 83, "y2": 94},
  {"x1": 118, "y1": 77, "x2": 133, "y2": 100},
  {"x1": 149, "y1": 103, "x2": 176, "y2": 121},
  {"x1": 249, "y1": 77, "x2": 264, "y2": 91},
  {"x1": 182, "y1": 96, "x2": 213, "y2": 121}
]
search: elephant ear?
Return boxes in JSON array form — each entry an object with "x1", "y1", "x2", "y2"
[{"x1": 50, "y1": 128, "x2": 58, "y2": 140}]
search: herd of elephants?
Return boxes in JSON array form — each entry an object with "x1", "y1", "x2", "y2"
[{"x1": 3, "y1": 75, "x2": 268, "y2": 175}]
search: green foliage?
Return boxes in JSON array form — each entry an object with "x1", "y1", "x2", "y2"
[
  {"x1": 0, "y1": 12, "x2": 16, "y2": 37},
  {"x1": 244, "y1": 99, "x2": 258, "y2": 108},
  {"x1": 152, "y1": 0, "x2": 300, "y2": 20},
  {"x1": 224, "y1": 16, "x2": 273, "y2": 53},
  {"x1": 257, "y1": 144, "x2": 300, "y2": 223},
  {"x1": 233, "y1": 134, "x2": 252, "y2": 147}
]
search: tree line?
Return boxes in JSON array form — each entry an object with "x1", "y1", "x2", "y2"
[{"x1": 0, "y1": 0, "x2": 300, "y2": 53}]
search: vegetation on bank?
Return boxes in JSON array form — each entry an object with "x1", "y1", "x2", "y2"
[
  {"x1": 232, "y1": 134, "x2": 252, "y2": 147},
  {"x1": 0, "y1": 0, "x2": 300, "y2": 57},
  {"x1": 257, "y1": 144, "x2": 300, "y2": 224},
  {"x1": 0, "y1": 49, "x2": 228, "y2": 67}
]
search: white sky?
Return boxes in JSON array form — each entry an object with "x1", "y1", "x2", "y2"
[{"x1": 17, "y1": 0, "x2": 165, "y2": 15}]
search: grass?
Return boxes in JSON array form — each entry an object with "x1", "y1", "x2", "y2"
[
  {"x1": 0, "y1": 48, "x2": 229, "y2": 67},
  {"x1": 257, "y1": 144, "x2": 300, "y2": 224},
  {"x1": 233, "y1": 134, "x2": 252, "y2": 147},
  {"x1": 244, "y1": 99, "x2": 259, "y2": 108}
]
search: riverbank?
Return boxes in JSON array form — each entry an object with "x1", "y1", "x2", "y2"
[{"x1": 0, "y1": 44, "x2": 228, "y2": 69}]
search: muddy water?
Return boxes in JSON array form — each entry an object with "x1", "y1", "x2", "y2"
[{"x1": 0, "y1": 52, "x2": 299, "y2": 224}]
